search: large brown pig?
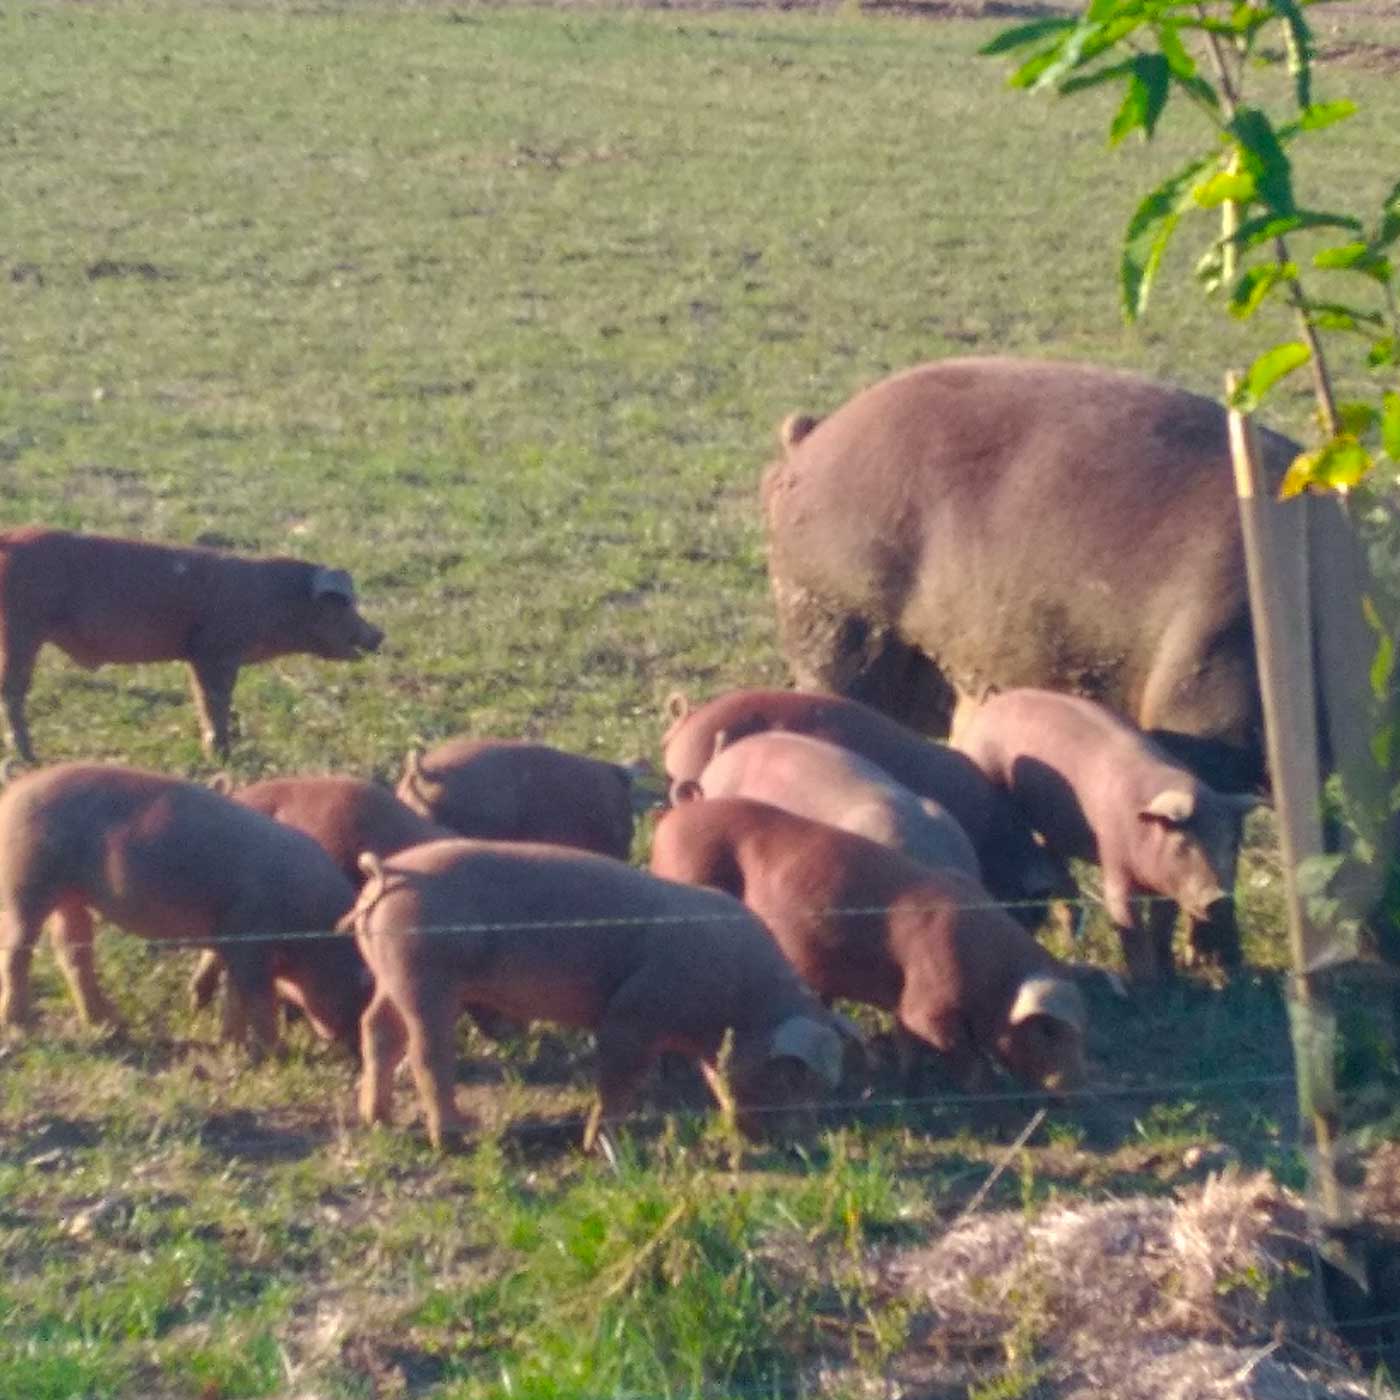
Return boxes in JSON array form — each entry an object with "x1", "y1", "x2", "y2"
[
  {"x1": 0, "y1": 526, "x2": 383, "y2": 761},
  {"x1": 186, "y1": 774, "x2": 450, "y2": 1015},
  {"x1": 341, "y1": 838, "x2": 861, "y2": 1150},
  {"x1": 685, "y1": 730, "x2": 982, "y2": 881},
  {"x1": 649, "y1": 796, "x2": 1086, "y2": 1096},
  {"x1": 761, "y1": 356, "x2": 1372, "y2": 797},
  {"x1": 662, "y1": 687, "x2": 1064, "y2": 915},
  {"x1": 955, "y1": 690, "x2": 1257, "y2": 981},
  {"x1": 0, "y1": 763, "x2": 365, "y2": 1052},
  {"x1": 396, "y1": 737, "x2": 647, "y2": 861}
]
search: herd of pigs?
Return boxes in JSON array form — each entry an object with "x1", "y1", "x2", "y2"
[{"x1": 3, "y1": 354, "x2": 1318, "y2": 1151}]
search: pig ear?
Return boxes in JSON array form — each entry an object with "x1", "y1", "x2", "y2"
[
  {"x1": 207, "y1": 771, "x2": 235, "y2": 796},
  {"x1": 769, "y1": 1015, "x2": 844, "y2": 1088},
  {"x1": 357, "y1": 850, "x2": 385, "y2": 886},
  {"x1": 669, "y1": 778, "x2": 704, "y2": 806},
  {"x1": 311, "y1": 566, "x2": 356, "y2": 603},
  {"x1": 1009, "y1": 975, "x2": 1086, "y2": 1033},
  {"x1": 664, "y1": 691, "x2": 690, "y2": 723},
  {"x1": 1140, "y1": 788, "x2": 1196, "y2": 826},
  {"x1": 779, "y1": 412, "x2": 820, "y2": 453}
]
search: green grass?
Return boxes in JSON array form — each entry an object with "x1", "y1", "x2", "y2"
[{"x1": 3, "y1": 2, "x2": 1400, "y2": 1395}]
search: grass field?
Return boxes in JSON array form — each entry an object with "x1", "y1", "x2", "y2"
[{"x1": 4, "y1": 2, "x2": 1400, "y2": 1396}]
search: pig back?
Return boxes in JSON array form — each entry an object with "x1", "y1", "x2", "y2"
[
  {"x1": 234, "y1": 775, "x2": 446, "y2": 885},
  {"x1": 397, "y1": 739, "x2": 634, "y2": 860},
  {"x1": 0, "y1": 763, "x2": 356, "y2": 938},
  {"x1": 353, "y1": 837, "x2": 815, "y2": 1037},
  {"x1": 698, "y1": 731, "x2": 980, "y2": 879}
]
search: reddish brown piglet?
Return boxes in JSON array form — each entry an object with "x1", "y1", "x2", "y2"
[
  {"x1": 396, "y1": 737, "x2": 650, "y2": 861},
  {"x1": 341, "y1": 838, "x2": 862, "y2": 1151},
  {"x1": 649, "y1": 796, "x2": 1086, "y2": 1097},
  {"x1": 186, "y1": 774, "x2": 451, "y2": 1016}
]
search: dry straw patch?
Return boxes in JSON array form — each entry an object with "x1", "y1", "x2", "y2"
[{"x1": 890, "y1": 1170, "x2": 1379, "y2": 1399}]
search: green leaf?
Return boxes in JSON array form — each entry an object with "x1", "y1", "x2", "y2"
[
  {"x1": 1374, "y1": 636, "x2": 1397, "y2": 708},
  {"x1": 1033, "y1": 14, "x2": 1144, "y2": 91},
  {"x1": 978, "y1": 18, "x2": 1078, "y2": 55},
  {"x1": 1301, "y1": 300, "x2": 1386, "y2": 333},
  {"x1": 1008, "y1": 47, "x2": 1064, "y2": 89},
  {"x1": 1230, "y1": 340, "x2": 1311, "y2": 412},
  {"x1": 1193, "y1": 170, "x2": 1256, "y2": 208},
  {"x1": 1279, "y1": 99, "x2": 1357, "y2": 136},
  {"x1": 1224, "y1": 208, "x2": 1361, "y2": 253},
  {"x1": 1228, "y1": 3, "x2": 1272, "y2": 38},
  {"x1": 1229, "y1": 107, "x2": 1295, "y2": 213},
  {"x1": 1120, "y1": 154, "x2": 1212, "y2": 319},
  {"x1": 1383, "y1": 392, "x2": 1400, "y2": 462},
  {"x1": 1155, "y1": 19, "x2": 1197, "y2": 79},
  {"x1": 1368, "y1": 337, "x2": 1398, "y2": 369},
  {"x1": 1059, "y1": 58, "x2": 1135, "y2": 96},
  {"x1": 1279, "y1": 435, "x2": 1372, "y2": 500},
  {"x1": 1336, "y1": 401, "x2": 1380, "y2": 436},
  {"x1": 1227, "y1": 261, "x2": 1297, "y2": 319},
  {"x1": 1314, "y1": 241, "x2": 1394, "y2": 283},
  {"x1": 1364, "y1": 596, "x2": 1395, "y2": 703},
  {"x1": 1109, "y1": 54, "x2": 1171, "y2": 144}
]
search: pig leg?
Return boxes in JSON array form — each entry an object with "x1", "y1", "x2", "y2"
[
  {"x1": 1111, "y1": 893, "x2": 1177, "y2": 984},
  {"x1": 48, "y1": 902, "x2": 121, "y2": 1028},
  {"x1": 400, "y1": 989, "x2": 469, "y2": 1149},
  {"x1": 188, "y1": 949, "x2": 223, "y2": 1011},
  {"x1": 0, "y1": 628, "x2": 39, "y2": 764},
  {"x1": 1145, "y1": 899, "x2": 1180, "y2": 980},
  {"x1": 187, "y1": 653, "x2": 240, "y2": 758},
  {"x1": 1103, "y1": 875, "x2": 1168, "y2": 984},
  {"x1": 584, "y1": 1015, "x2": 655, "y2": 1154},
  {"x1": 218, "y1": 947, "x2": 280, "y2": 1057},
  {"x1": 896, "y1": 1005, "x2": 991, "y2": 1096},
  {"x1": 358, "y1": 988, "x2": 408, "y2": 1126},
  {"x1": 1187, "y1": 902, "x2": 1242, "y2": 971},
  {"x1": 0, "y1": 906, "x2": 41, "y2": 1029}
]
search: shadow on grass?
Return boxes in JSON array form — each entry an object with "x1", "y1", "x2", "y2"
[{"x1": 196, "y1": 1109, "x2": 331, "y2": 1164}]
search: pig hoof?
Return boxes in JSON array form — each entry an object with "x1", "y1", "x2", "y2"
[{"x1": 426, "y1": 1120, "x2": 472, "y2": 1153}]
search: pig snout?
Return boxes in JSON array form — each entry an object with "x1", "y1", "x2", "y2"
[
  {"x1": 315, "y1": 604, "x2": 384, "y2": 660},
  {"x1": 343, "y1": 609, "x2": 385, "y2": 657}
]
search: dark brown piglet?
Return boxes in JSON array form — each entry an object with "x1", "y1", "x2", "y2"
[
  {"x1": 0, "y1": 526, "x2": 383, "y2": 761},
  {"x1": 649, "y1": 796, "x2": 1086, "y2": 1097}
]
